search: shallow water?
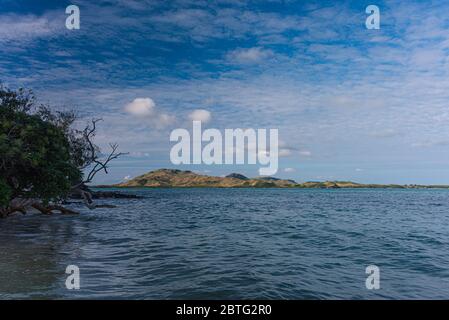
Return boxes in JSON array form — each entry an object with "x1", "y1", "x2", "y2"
[{"x1": 1, "y1": 188, "x2": 449, "y2": 299}]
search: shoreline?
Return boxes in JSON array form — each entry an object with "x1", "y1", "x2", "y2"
[
  {"x1": 92, "y1": 185, "x2": 449, "y2": 190},
  {"x1": 96, "y1": 169, "x2": 449, "y2": 189}
]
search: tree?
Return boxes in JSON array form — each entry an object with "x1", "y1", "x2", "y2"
[
  {"x1": 68, "y1": 118, "x2": 126, "y2": 209},
  {"x1": 0, "y1": 85, "x2": 124, "y2": 217},
  {"x1": 37, "y1": 107, "x2": 126, "y2": 208}
]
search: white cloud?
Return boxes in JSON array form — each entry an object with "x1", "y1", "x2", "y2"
[
  {"x1": 123, "y1": 97, "x2": 176, "y2": 129},
  {"x1": 411, "y1": 139, "x2": 449, "y2": 148},
  {"x1": 147, "y1": 7, "x2": 305, "y2": 43},
  {"x1": 284, "y1": 167, "x2": 296, "y2": 173},
  {"x1": 279, "y1": 148, "x2": 292, "y2": 157},
  {"x1": 124, "y1": 98, "x2": 155, "y2": 116},
  {"x1": 188, "y1": 109, "x2": 211, "y2": 123},
  {"x1": 158, "y1": 113, "x2": 176, "y2": 126},
  {"x1": 0, "y1": 13, "x2": 60, "y2": 43},
  {"x1": 299, "y1": 150, "x2": 312, "y2": 157},
  {"x1": 129, "y1": 151, "x2": 151, "y2": 157},
  {"x1": 226, "y1": 47, "x2": 273, "y2": 64},
  {"x1": 369, "y1": 129, "x2": 398, "y2": 138}
]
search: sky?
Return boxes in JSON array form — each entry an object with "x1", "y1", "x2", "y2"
[{"x1": 2, "y1": 0, "x2": 449, "y2": 184}]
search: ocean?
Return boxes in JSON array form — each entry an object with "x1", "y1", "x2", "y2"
[{"x1": 1, "y1": 188, "x2": 448, "y2": 299}]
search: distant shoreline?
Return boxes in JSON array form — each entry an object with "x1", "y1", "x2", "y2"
[
  {"x1": 93, "y1": 169, "x2": 449, "y2": 189},
  {"x1": 92, "y1": 185, "x2": 449, "y2": 189}
]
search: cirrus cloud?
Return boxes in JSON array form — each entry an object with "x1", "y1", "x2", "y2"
[{"x1": 226, "y1": 47, "x2": 274, "y2": 64}]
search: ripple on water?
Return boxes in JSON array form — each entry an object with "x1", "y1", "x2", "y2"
[{"x1": 1, "y1": 188, "x2": 449, "y2": 299}]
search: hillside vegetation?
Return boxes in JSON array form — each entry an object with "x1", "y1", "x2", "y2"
[{"x1": 114, "y1": 169, "x2": 449, "y2": 189}]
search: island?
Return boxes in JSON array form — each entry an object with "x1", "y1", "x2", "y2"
[{"x1": 95, "y1": 169, "x2": 449, "y2": 189}]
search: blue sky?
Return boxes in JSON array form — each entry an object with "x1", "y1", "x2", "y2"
[{"x1": 2, "y1": 0, "x2": 449, "y2": 184}]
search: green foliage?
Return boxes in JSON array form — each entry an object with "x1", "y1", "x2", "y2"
[
  {"x1": 0, "y1": 178, "x2": 11, "y2": 207},
  {"x1": 0, "y1": 85, "x2": 82, "y2": 206}
]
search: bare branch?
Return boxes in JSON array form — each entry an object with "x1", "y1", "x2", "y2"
[
  {"x1": 83, "y1": 142, "x2": 128, "y2": 184},
  {"x1": 68, "y1": 117, "x2": 127, "y2": 211}
]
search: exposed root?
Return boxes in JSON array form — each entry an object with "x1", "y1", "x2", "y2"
[
  {"x1": 0, "y1": 206, "x2": 27, "y2": 218},
  {"x1": 31, "y1": 203, "x2": 79, "y2": 215},
  {"x1": 1, "y1": 200, "x2": 80, "y2": 217}
]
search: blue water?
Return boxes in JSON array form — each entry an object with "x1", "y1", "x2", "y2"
[{"x1": 1, "y1": 188, "x2": 449, "y2": 299}]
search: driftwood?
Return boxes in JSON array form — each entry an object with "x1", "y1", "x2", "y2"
[
  {"x1": 0, "y1": 198, "x2": 79, "y2": 218},
  {"x1": 0, "y1": 189, "x2": 127, "y2": 217}
]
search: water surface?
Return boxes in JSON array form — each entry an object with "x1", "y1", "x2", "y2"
[{"x1": 1, "y1": 188, "x2": 449, "y2": 299}]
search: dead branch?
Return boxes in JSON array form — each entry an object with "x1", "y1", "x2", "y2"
[
  {"x1": 76, "y1": 119, "x2": 127, "y2": 186},
  {"x1": 68, "y1": 119, "x2": 127, "y2": 210},
  {"x1": 84, "y1": 143, "x2": 127, "y2": 185}
]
